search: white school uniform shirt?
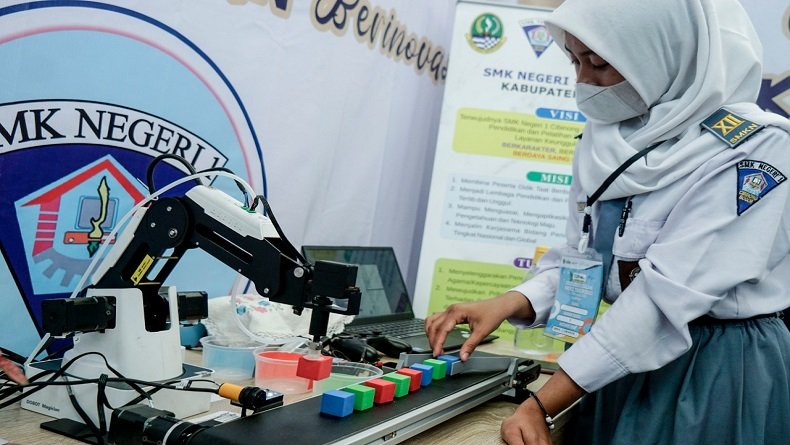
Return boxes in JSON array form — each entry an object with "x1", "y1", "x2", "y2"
[{"x1": 509, "y1": 123, "x2": 790, "y2": 393}]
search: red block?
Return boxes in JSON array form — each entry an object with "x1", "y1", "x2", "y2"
[
  {"x1": 296, "y1": 355, "x2": 333, "y2": 380},
  {"x1": 396, "y1": 368, "x2": 422, "y2": 392},
  {"x1": 363, "y1": 378, "x2": 396, "y2": 404}
]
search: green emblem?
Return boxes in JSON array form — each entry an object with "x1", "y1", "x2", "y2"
[{"x1": 466, "y1": 13, "x2": 506, "y2": 53}]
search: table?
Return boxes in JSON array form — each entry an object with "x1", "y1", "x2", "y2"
[{"x1": 0, "y1": 341, "x2": 573, "y2": 445}]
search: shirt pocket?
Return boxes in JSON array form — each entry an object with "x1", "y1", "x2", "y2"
[
  {"x1": 612, "y1": 217, "x2": 664, "y2": 260},
  {"x1": 610, "y1": 217, "x2": 664, "y2": 294}
]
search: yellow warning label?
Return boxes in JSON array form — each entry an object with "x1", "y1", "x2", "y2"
[{"x1": 131, "y1": 254, "x2": 154, "y2": 285}]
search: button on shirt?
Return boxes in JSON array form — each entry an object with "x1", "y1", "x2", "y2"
[{"x1": 509, "y1": 126, "x2": 790, "y2": 393}]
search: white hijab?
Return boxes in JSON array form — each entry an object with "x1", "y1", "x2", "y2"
[{"x1": 545, "y1": 0, "x2": 787, "y2": 199}]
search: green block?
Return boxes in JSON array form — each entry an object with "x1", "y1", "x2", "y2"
[
  {"x1": 382, "y1": 373, "x2": 411, "y2": 398},
  {"x1": 423, "y1": 359, "x2": 447, "y2": 380},
  {"x1": 342, "y1": 384, "x2": 375, "y2": 411}
]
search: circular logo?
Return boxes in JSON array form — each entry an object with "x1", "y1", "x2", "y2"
[{"x1": 466, "y1": 13, "x2": 506, "y2": 54}]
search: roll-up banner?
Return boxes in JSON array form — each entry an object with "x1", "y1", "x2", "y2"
[{"x1": 413, "y1": 0, "x2": 577, "y2": 358}]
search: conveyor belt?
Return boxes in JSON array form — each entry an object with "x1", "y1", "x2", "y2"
[{"x1": 188, "y1": 366, "x2": 516, "y2": 445}]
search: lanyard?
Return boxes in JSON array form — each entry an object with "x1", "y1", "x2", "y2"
[{"x1": 578, "y1": 141, "x2": 663, "y2": 252}]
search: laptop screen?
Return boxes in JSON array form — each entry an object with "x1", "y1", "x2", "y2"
[{"x1": 301, "y1": 246, "x2": 413, "y2": 321}]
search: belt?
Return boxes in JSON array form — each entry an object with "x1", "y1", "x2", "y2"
[{"x1": 690, "y1": 311, "x2": 784, "y2": 326}]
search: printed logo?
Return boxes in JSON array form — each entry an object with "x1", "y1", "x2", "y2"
[
  {"x1": 0, "y1": 2, "x2": 264, "y2": 335},
  {"x1": 466, "y1": 13, "x2": 506, "y2": 53},
  {"x1": 15, "y1": 156, "x2": 145, "y2": 294},
  {"x1": 736, "y1": 160, "x2": 786, "y2": 215},
  {"x1": 519, "y1": 19, "x2": 553, "y2": 58}
]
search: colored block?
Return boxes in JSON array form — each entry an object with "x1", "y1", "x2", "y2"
[
  {"x1": 396, "y1": 368, "x2": 422, "y2": 392},
  {"x1": 423, "y1": 359, "x2": 447, "y2": 380},
  {"x1": 437, "y1": 355, "x2": 461, "y2": 376},
  {"x1": 382, "y1": 373, "x2": 411, "y2": 398},
  {"x1": 320, "y1": 390, "x2": 355, "y2": 418},
  {"x1": 409, "y1": 363, "x2": 433, "y2": 387},
  {"x1": 363, "y1": 378, "x2": 396, "y2": 404},
  {"x1": 297, "y1": 355, "x2": 333, "y2": 380},
  {"x1": 342, "y1": 384, "x2": 375, "y2": 411}
]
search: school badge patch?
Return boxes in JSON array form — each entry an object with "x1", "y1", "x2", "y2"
[
  {"x1": 701, "y1": 108, "x2": 765, "y2": 148},
  {"x1": 736, "y1": 160, "x2": 787, "y2": 215}
]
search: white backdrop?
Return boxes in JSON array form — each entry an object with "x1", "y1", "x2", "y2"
[{"x1": 0, "y1": 0, "x2": 455, "y2": 355}]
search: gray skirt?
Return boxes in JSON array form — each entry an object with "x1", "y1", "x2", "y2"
[{"x1": 567, "y1": 316, "x2": 790, "y2": 445}]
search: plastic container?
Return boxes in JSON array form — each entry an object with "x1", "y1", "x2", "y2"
[
  {"x1": 512, "y1": 327, "x2": 564, "y2": 370},
  {"x1": 200, "y1": 336, "x2": 260, "y2": 383},
  {"x1": 317, "y1": 362, "x2": 383, "y2": 393},
  {"x1": 254, "y1": 346, "x2": 314, "y2": 394}
]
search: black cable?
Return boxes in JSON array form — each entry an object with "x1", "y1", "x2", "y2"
[
  {"x1": 97, "y1": 373, "x2": 109, "y2": 443},
  {"x1": 0, "y1": 351, "x2": 148, "y2": 409},
  {"x1": 65, "y1": 377, "x2": 103, "y2": 443},
  {"x1": 121, "y1": 376, "x2": 220, "y2": 407},
  {"x1": 0, "y1": 375, "x2": 218, "y2": 403},
  {"x1": 249, "y1": 194, "x2": 307, "y2": 264},
  {"x1": 145, "y1": 153, "x2": 200, "y2": 194},
  {"x1": 0, "y1": 351, "x2": 221, "y2": 403}
]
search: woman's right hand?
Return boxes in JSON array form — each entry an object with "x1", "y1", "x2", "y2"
[
  {"x1": 425, "y1": 291, "x2": 534, "y2": 360},
  {"x1": 0, "y1": 354, "x2": 28, "y2": 385}
]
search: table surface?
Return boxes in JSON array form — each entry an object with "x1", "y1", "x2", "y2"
[{"x1": 0, "y1": 340, "x2": 571, "y2": 445}]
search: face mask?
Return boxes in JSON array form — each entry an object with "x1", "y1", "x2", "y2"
[{"x1": 575, "y1": 81, "x2": 648, "y2": 124}]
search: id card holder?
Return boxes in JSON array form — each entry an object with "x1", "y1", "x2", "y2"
[{"x1": 544, "y1": 250, "x2": 604, "y2": 344}]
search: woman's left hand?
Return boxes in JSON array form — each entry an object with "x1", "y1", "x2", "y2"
[{"x1": 500, "y1": 399, "x2": 553, "y2": 445}]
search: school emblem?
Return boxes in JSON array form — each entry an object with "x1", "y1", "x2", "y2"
[
  {"x1": 736, "y1": 160, "x2": 786, "y2": 215},
  {"x1": 519, "y1": 19, "x2": 553, "y2": 58},
  {"x1": 466, "y1": 13, "x2": 506, "y2": 53}
]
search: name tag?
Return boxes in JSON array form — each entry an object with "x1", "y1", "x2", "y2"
[{"x1": 544, "y1": 251, "x2": 603, "y2": 344}]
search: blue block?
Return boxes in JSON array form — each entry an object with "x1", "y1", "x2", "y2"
[
  {"x1": 437, "y1": 355, "x2": 460, "y2": 376},
  {"x1": 410, "y1": 363, "x2": 434, "y2": 387},
  {"x1": 320, "y1": 390, "x2": 355, "y2": 418}
]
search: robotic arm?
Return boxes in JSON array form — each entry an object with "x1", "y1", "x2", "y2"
[
  {"x1": 23, "y1": 181, "x2": 361, "y2": 433},
  {"x1": 43, "y1": 184, "x2": 361, "y2": 346}
]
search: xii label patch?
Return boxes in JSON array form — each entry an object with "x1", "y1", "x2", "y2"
[
  {"x1": 736, "y1": 160, "x2": 786, "y2": 215},
  {"x1": 701, "y1": 108, "x2": 765, "y2": 148}
]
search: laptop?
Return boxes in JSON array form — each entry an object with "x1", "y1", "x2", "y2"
[{"x1": 301, "y1": 245, "x2": 497, "y2": 353}]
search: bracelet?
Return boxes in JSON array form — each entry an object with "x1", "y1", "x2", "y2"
[{"x1": 530, "y1": 393, "x2": 555, "y2": 431}]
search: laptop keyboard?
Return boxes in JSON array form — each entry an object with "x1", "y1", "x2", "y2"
[{"x1": 344, "y1": 318, "x2": 426, "y2": 338}]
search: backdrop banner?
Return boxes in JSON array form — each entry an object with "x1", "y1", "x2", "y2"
[
  {"x1": 0, "y1": 0, "x2": 454, "y2": 356},
  {"x1": 413, "y1": 0, "x2": 790, "y2": 355}
]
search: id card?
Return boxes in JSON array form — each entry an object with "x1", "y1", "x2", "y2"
[{"x1": 544, "y1": 251, "x2": 604, "y2": 344}]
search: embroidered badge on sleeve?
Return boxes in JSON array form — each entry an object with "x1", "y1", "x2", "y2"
[
  {"x1": 736, "y1": 160, "x2": 786, "y2": 215},
  {"x1": 701, "y1": 108, "x2": 765, "y2": 148}
]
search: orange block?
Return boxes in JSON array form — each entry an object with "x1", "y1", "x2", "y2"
[
  {"x1": 363, "y1": 378, "x2": 396, "y2": 404},
  {"x1": 396, "y1": 368, "x2": 422, "y2": 392},
  {"x1": 296, "y1": 355, "x2": 333, "y2": 380}
]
